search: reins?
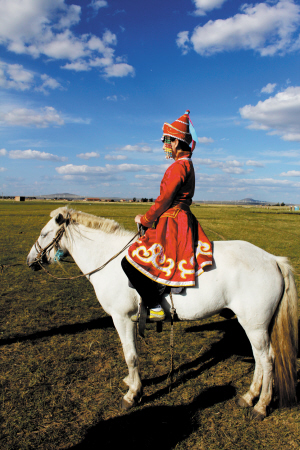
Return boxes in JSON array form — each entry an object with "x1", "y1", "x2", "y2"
[{"x1": 34, "y1": 225, "x2": 140, "y2": 281}]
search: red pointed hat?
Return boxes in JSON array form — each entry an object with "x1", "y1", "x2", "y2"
[{"x1": 162, "y1": 110, "x2": 192, "y2": 145}]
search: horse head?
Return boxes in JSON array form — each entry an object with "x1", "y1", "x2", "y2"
[{"x1": 27, "y1": 207, "x2": 70, "y2": 271}]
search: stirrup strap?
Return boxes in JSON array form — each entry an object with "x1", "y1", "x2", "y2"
[{"x1": 138, "y1": 299, "x2": 147, "y2": 338}]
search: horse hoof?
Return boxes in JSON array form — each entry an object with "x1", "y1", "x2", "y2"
[
  {"x1": 236, "y1": 397, "x2": 251, "y2": 408},
  {"x1": 121, "y1": 398, "x2": 136, "y2": 410},
  {"x1": 251, "y1": 409, "x2": 266, "y2": 421}
]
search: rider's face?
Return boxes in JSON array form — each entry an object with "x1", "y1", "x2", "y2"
[{"x1": 171, "y1": 139, "x2": 178, "y2": 160}]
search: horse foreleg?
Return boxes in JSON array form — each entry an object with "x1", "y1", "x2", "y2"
[{"x1": 112, "y1": 315, "x2": 143, "y2": 410}]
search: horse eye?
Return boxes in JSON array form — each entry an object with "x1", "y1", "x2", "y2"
[{"x1": 41, "y1": 231, "x2": 48, "y2": 238}]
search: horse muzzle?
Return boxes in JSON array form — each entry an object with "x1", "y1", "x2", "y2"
[
  {"x1": 28, "y1": 262, "x2": 42, "y2": 271},
  {"x1": 27, "y1": 254, "x2": 48, "y2": 271}
]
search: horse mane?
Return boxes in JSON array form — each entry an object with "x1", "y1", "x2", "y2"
[{"x1": 50, "y1": 207, "x2": 131, "y2": 236}]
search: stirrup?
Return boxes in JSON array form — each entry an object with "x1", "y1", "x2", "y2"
[
  {"x1": 131, "y1": 308, "x2": 165, "y2": 322},
  {"x1": 131, "y1": 312, "x2": 140, "y2": 322},
  {"x1": 148, "y1": 308, "x2": 165, "y2": 322}
]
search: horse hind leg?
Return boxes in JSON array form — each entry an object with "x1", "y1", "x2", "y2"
[
  {"x1": 238, "y1": 329, "x2": 273, "y2": 420},
  {"x1": 237, "y1": 347, "x2": 263, "y2": 408}
]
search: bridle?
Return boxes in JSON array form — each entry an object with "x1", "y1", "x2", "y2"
[
  {"x1": 30, "y1": 217, "x2": 140, "y2": 280},
  {"x1": 31, "y1": 222, "x2": 68, "y2": 267}
]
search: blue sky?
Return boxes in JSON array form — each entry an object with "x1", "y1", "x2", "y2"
[{"x1": 0, "y1": 0, "x2": 300, "y2": 202}]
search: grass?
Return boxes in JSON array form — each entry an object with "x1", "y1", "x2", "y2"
[{"x1": 0, "y1": 201, "x2": 299, "y2": 449}]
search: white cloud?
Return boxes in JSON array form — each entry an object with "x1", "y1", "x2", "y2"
[
  {"x1": 176, "y1": 31, "x2": 190, "y2": 55},
  {"x1": 62, "y1": 60, "x2": 91, "y2": 72},
  {"x1": 222, "y1": 166, "x2": 249, "y2": 174},
  {"x1": 0, "y1": 0, "x2": 81, "y2": 55},
  {"x1": 240, "y1": 86, "x2": 300, "y2": 141},
  {"x1": 193, "y1": 158, "x2": 251, "y2": 174},
  {"x1": 103, "y1": 63, "x2": 135, "y2": 78},
  {"x1": 0, "y1": 60, "x2": 62, "y2": 93},
  {"x1": 63, "y1": 115, "x2": 91, "y2": 125},
  {"x1": 246, "y1": 160, "x2": 265, "y2": 167},
  {"x1": 198, "y1": 136, "x2": 214, "y2": 144},
  {"x1": 105, "y1": 154, "x2": 127, "y2": 160},
  {"x1": 106, "y1": 95, "x2": 118, "y2": 102},
  {"x1": 280, "y1": 170, "x2": 300, "y2": 177},
  {"x1": 0, "y1": 61, "x2": 33, "y2": 91},
  {"x1": 77, "y1": 152, "x2": 100, "y2": 159},
  {"x1": 178, "y1": 1, "x2": 300, "y2": 56},
  {"x1": 55, "y1": 162, "x2": 170, "y2": 179},
  {"x1": 281, "y1": 133, "x2": 300, "y2": 142},
  {"x1": 120, "y1": 144, "x2": 152, "y2": 153},
  {"x1": 88, "y1": 1, "x2": 108, "y2": 12},
  {"x1": 261, "y1": 83, "x2": 277, "y2": 94},
  {"x1": 56, "y1": 163, "x2": 142, "y2": 176},
  {"x1": 0, "y1": 167, "x2": 6, "y2": 172},
  {"x1": 0, "y1": 106, "x2": 64, "y2": 128},
  {"x1": 0, "y1": 0, "x2": 134, "y2": 78},
  {"x1": 194, "y1": 173, "x2": 300, "y2": 194},
  {"x1": 9, "y1": 149, "x2": 67, "y2": 161},
  {"x1": 38, "y1": 74, "x2": 62, "y2": 92},
  {"x1": 0, "y1": 148, "x2": 7, "y2": 156},
  {"x1": 192, "y1": 0, "x2": 228, "y2": 16},
  {"x1": 135, "y1": 174, "x2": 163, "y2": 181},
  {"x1": 105, "y1": 94, "x2": 128, "y2": 102},
  {"x1": 261, "y1": 149, "x2": 300, "y2": 158}
]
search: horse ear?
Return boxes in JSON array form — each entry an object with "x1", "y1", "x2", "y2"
[{"x1": 55, "y1": 213, "x2": 65, "y2": 225}]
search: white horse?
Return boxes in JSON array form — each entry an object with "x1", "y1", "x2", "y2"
[{"x1": 26, "y1": 207, "x2": 298, "y2": 420}]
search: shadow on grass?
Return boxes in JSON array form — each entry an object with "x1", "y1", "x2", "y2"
[
  {"x1": 0, "y1": 316, "x2": 114, "y2": 346},
  {"x1": 142, "y1": 318, "x2": 252, "y2": 402},
  {"x1": 70, "y1": 384, "x2": 236, "y2": 450}
]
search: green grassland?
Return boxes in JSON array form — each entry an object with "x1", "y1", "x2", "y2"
[{"x1": 0, "y1": 201, "x2": 299, "y2": 449}]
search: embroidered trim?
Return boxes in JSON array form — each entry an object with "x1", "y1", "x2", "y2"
[
  {"x1": 126, "y1": 255, "x2": 195, "y2": 287},
  {"x1": 164, "y1": 123, "x2": 191, "y2": 135},
  {"x1": 195, "y1": 240, "x2": 213, "y2": 257},
  {"x1": 178, "y1": 259, "x2": 195, "y2": 279},
  {"x1": 131, "y1": 242, "x2": 175, "y2": 277},
  {"x1": 142, "y1": 214, "x2": 151, "y2": 223},
  {"x1": 195, "y1": 260, "x2": 213, "y2": 277},
  {"x1": 175, "y1": 119, "x2": 189, "y2": 125},
  {"x1": 160, "y1": 208, "x2": 181, "y2": 219}
]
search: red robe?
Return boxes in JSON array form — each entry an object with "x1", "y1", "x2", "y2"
[{"x1": 126, "y1": 154, "x2": 213, "y2": 287}]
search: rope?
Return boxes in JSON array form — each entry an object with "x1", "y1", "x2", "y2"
[
  {"x1": 0, "y1": 262, "x2": 23, "y2": 273},
  {"x1": 37, "y1": 231, "x2": 139, "y2": 281},
  {"x1": 168, "y1": 291, "x2": 176, "y2": 386}
]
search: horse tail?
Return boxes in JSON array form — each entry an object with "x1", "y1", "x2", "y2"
[{"x1": 270, "y1": 256, "x2": 298, "y2": 407}]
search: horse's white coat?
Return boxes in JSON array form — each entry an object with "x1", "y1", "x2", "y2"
[{"x1": 27, "y1": 209, "x2": 297, "y2": 417}]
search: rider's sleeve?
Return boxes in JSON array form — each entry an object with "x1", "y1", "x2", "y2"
[{"x1": 140, "y1": 161, "x2": 186, "y2": 227}]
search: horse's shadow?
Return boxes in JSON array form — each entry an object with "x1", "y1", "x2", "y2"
[
  {"x1": 141, "y1": 317, "x2": 253, "y2": 404},
  {"x1": 143, "y1": 316, "x2": 300, "y2": 404},
  {"x1": 69, "y1": 384, "x2": 236, "y2": 450},
  {"x1": 67, "y1": 316, "x2": 300, "y2": 450},
  {"x1": 0, "y1": 316, "x2": 114, "y2": 346}
]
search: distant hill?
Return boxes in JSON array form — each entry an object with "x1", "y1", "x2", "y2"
[
  {"x1": 240, "y1": 198, "x2": 267, "y2": 204},
  {"x1": 32, "y1": 194, "x2": 274, "y2": 205},
  {"x1": 36, "y1": 193, "x2": 84, "y2": 199}
]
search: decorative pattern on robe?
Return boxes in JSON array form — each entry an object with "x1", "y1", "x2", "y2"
[{"x1": 126, "y1": 155, "x2": 213, "y2": 287}]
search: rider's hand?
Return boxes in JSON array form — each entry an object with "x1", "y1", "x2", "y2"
[{"x1": 134, "y1": 214, "x2": 143, "y2": 224}]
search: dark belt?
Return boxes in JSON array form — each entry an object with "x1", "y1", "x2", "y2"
[{"x1": 171, "y1": 201, "x2": 191, "y2": 212}]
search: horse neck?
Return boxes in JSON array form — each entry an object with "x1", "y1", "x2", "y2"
[{"x1": 61, "y1": 223, "x2": 134, "y2": 275}]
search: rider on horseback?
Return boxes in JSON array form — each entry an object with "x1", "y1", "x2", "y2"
[{"x1": 121, "y1": 110, "x2": 213, "y2": 321}]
